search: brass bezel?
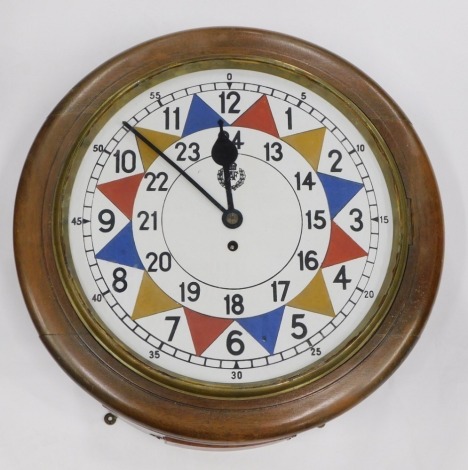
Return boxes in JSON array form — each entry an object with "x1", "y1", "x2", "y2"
[{"x1": 55, "y1": 57, "x2": 409, "y2": 399}]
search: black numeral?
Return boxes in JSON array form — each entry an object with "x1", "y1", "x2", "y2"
[
  {"x1": 231, "y1": 130, "x2": 244, "y2": 149},
  {"x1": 310, "y1": 347, "x2": 322, "y2": 356},
  {"x1": 137, "y1": 210, "x2": 157, "y2": 231},
  {"x1": 179, "y1": 282, "x2": 200, "y2": 302},
  {"x1": 333, "y1": 265, "x2": 351, "y2": 290},
  {"x1": 113, "y1": 149, "x2": 136, "y2": 174},
  {"x1": 297, "y1": 250, "x2": 319, "y2": 271},
  {"x1": 98, "y1": 209, "x2": 115, "y2": 233},
  {"x1": 328, "y1": 149, "x2": 343, "y2": 172},
  {"x1": 285, "y1": 107, "x2": 293, "y2": 129},
  {"x1": 305, "y1": 209, "x2": 327, "y2": 229},
  {"x1": 163, "y1": 107, "x2": 180, "y2": 130},
  {"x1": 224, "y1": 294, "x2": 244, "y2": 315},
  {"x1": 271, "y1": 280, "x2": 290, "y2": 302},
  {"x1": 144, "y1": 171, "x2": 169, "y2": 191},
  {"x1": 295, "y1": 172, "x2": 315, "y2": 190},
  {"x1": 165, "y1": 316, "x2": 180, "y2": 342},
  {"x1": 112, "y1": 268, "x2": 127, "y2": 293},
  {"x1": 264, "y1": 142, "x2": 283, "y2": 161},
  {"x1": 350, "y1": 208, "x2": 363, "y2": 232},
  {"x1": 175, "y1": 141, "x2": 200, "y2": 161},
  {"x1": 146, "y1": 252, "x2": 172, "y2": 272},
  {"x1": 149, "y1": 349, "x2": 160, "y2": 359},
  {"x1": 226, "y1": 330, "x2": 245, "y2": 355},
  {"x1": 291, "y1": 313, "x2": 307, "y2": 339},
  {"x1": 219, "y1": 91, "x2": 241, "y2": 114}
]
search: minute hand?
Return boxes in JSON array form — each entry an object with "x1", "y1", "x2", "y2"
[{"x1": 122, "y1": 121, "x2": 226, "y2": 213}]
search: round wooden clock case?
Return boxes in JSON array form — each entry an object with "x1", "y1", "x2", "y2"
[{"x1": 14, "y1": 28, "x2": 443, "y2": 448}]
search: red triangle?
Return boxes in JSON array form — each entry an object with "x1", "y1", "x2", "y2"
[
  {"x1": 322, "y1": 222, "x2": 367, "y2": 268},
  {"x1": 97, "y1": 173, "x2": 144, "y2": 219},
  {"x1": 232, "y1": 95, "x2": 279, "y2": 136},
  {"x1": 184, "y1": 308, "x2": 233, "y2": 356}
]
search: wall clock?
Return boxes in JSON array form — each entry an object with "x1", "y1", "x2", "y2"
[{"x1": 14, "y1": 27, "x2": 443, "y2": 448}]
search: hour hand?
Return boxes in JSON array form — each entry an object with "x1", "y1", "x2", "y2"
[{"x1": 211, "y1": 120, "x2": 243, "y2": 228}]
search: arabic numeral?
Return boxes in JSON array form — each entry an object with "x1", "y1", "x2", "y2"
[
  {"x1": 328, "y1": 149, "x2": 343, "y2": 173},
  {"x1": 179, "y1": 282, "x2": 200, "y2": 302},
  {"x1": 112, "y1": 268, "x2": 127, "y2": 293},
  {"x1": 350, "y1": 208, "x2": 364, "y2": 232},
  {"x1": 271, "y1": 280, "x2": 290, "y2": 302},
  {"x1": 149, "y1": 349, "x2": 160, "y2": 359},
  {"x1": 144, "y1": 171, "x2": 168, "y2": 191},
  {"x1": 163, "y1": 106, "x2": 180, "y2": 130},
  {"x1": 224, "y1": 294, "x2": 244, "y2": 315},
  {"x1": 231, "y1": 130, "x2": 244, "y2": 149},
  {"x1": 264, "y1": 142, "x2": 283, "y2": 161},
  {"x1": 285, "y1": 107, "x2": 293, "y2": 129},
  {"x1": 226, "y1": 330, "x2": 245, "y2": 355},
  {"x1": 231, "y1": 371, "x2": 243, "y2": 380},
  {"x1": 355, "y1": 144, "x2": 365, "y2": 152},
  {"x1": 165, "y1": 316, "x2": 180, "y2": 342},
  {"x1": 113, "y1": 149, "x2": 136, "y2": 174},
  {"x1": 364, "y1": 290, "x2": 375, "y2": 299},
  {"x1": 92, "y1": 294, "x2": 102, "y2": 302},
  {"x1": 295, "y1": 172, "x2": 315, "y2": 190},
  {"x1": 297, "y1": 250, "x2": 319, "y2": 271},
  {"x1": 175, "y1": 141, "x2": 201, "y2": 161},
  {"x1": 291, "y1": 313, "x2": 307, "y2": 339},
  {"x1": 137, "y1": 210, "x2": 157, "y2": 230},
  {"x1": 146, "y1": 252, "x2": 172, "y2": 272},
  {"x1": 98, "y1": 209, "x2": 115, "y2": 233},
  {"x1": 305, "y1": 209, "x2": 327, "y2": 229},
  {"x1": 333, "y1": 265, "x2": 352, "y2": 290},
  {"x1": 310, "y1": 347, "x2": 322, "y2": 356},
  {"x1": 219, "y1": 91, "x2": 241, "y2": 114}
]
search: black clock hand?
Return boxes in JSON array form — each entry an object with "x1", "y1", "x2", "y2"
[
  {"x1": 212, "y1": 120, "x2": 237, "y2": 210},
  {"x1": 122, "y1": 121, "x2": 226, "y2": 213},
  {"x1": 211, "y1": 120, "x2": 243, "y2": 228}
]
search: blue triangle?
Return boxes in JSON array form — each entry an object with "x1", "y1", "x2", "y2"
[
  {"x1": 182, "y1": 95, "x2": 228, "y2": 137},
  {"x1": 318, "y1": 172, "x2": 363, "y2": 219},
  {"x1": 238, "y1": 307, "x2": 285, "y2": 355},
  {"x1": 96, "y1": 222, "x2": 144, "y2": 269}
]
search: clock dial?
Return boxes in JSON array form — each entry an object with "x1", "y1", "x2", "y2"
[
  {"x1": 15, "y1": 28, "x2": 442, "y2": 446},
  {"x1": 65, "y1": 65, "x2": 398, "y2": 386}
]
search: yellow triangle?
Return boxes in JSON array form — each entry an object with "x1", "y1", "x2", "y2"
[
  {"x1": 135, "y1": 127, "x2": 179, "y2": 171},
  {"x1": 132, "y1": 272, "x2": 180, "y2": 320},
  {"x1": 287, "y1": 269, "x2": 335, "y2": 317},
  {"x1": 282, "y1": 127, "x2": 326, "y2": 171}
]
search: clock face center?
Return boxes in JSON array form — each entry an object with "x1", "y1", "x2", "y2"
[
  {"x1": 222, "y1": 209, "x2": 243, "y2": 229},
  {"x1": 154, "y1": 156, "x2": 304, "y2": 290}
]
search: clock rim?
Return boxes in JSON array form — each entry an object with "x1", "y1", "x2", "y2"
[{"x1": 14, "y1": 27, "x2": 443, "y2": 447}]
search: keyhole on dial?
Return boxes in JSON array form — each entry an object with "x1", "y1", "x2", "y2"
[{"x1": 228, "y1": 241, "x2": 238, "y2": 252}]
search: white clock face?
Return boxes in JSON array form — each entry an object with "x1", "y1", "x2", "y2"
[{"x1": 65, "y1": 64, "x2": 397, "y2": 385}]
